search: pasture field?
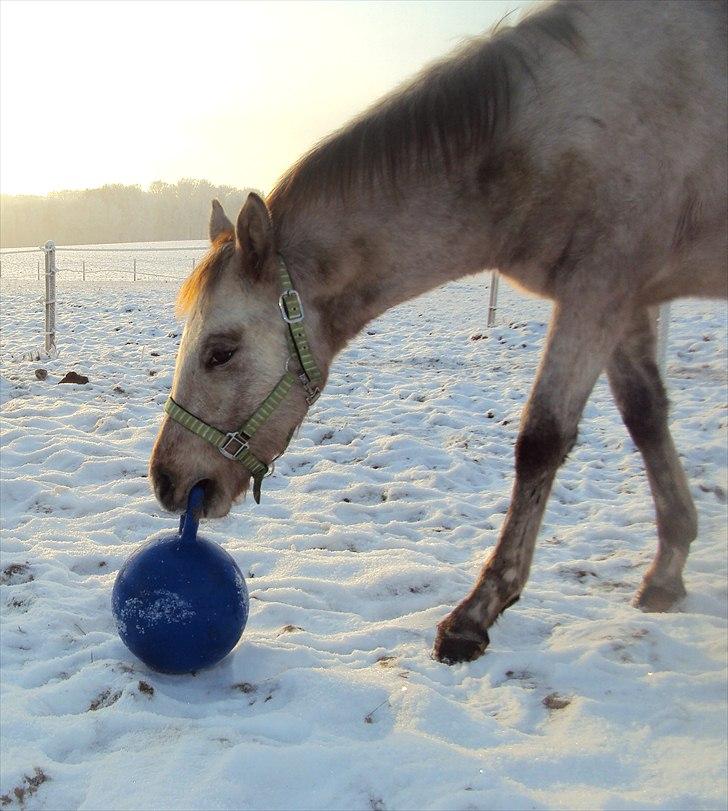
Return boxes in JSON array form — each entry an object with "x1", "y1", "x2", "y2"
[{"x1": 1, "y1": 251, "x2": 726, "y2": 810}]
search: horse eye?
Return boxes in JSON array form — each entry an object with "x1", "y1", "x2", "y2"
[{"x1": 207, "y1": 348, "x2": 236, "y2": 368}]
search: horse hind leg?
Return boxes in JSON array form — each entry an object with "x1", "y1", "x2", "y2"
[{"x1": 606, "y1": 307, "x2": 698, "y2": 611}]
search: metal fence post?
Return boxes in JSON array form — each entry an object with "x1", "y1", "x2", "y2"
[
  {"x1": 43, "y1": 240, "x2": 56, "y2": 353},
  {"x1": 656, "y1": 303, "x2": 671, "y2": 376},
  {"x1": 487, "y1": 270, "x2": 500, "y2": 327},
  {"x1": 133, "y1": 258, "x2": 137, "y2": 281},
  {"x1": 82, "y1": 260, "x2": 86, "y2": 282}
]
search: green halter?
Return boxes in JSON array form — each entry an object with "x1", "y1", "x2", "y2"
[{"x1": 164, "y1": 257, "x2": 322, "y2": 504}]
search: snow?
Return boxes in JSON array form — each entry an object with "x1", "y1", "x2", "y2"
[{"x1": 1, "y1": 258, "x2": 726, "y2": 810}]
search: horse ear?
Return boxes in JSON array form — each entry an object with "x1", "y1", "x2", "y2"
[
  {"x1": 236, "y1": 192, "x2": 274, "y2": 279},
  {"x1": 209, "y1": 199, "x2": 234, "y2": 242}
]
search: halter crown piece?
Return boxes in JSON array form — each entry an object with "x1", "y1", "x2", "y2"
[{"x1": 163, "y1": 256, "x2": 323, "y2": 504}]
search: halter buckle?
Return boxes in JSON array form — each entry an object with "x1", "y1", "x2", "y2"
[
  {"x1": 219, "y1": 431, "x2": 249, "y2": 460},
  {"x1": 278, "y1": 289, "x2": 305, "y2": 324}
]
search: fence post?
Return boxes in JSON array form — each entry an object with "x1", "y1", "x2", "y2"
[
  {"x1": 487, "y1": 270, "x2": 500, "y2": 327},
  {"x1": 133, "y1": 258, "x2": 137, "y2": 282},
  {"x1": 82, "y1": 260, "x2": 86, "y2": 282},
  {"x1": 37, "y1": 259, "x2": 40, "y2": 281},
  {"x1": 43, "y1": 240, "x2": 56, "y2": 353},
  {"x1": 656, "y1": 303, "x2": 670, "y2": 376}
]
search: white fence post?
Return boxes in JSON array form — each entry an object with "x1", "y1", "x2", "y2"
[
  {"x1": 487, "y1": 270, "x2": 500, "y2": 327},
  {"x1": 43, "y1": 240, "x2": 57, "y2": 353},
  {"x1": 656, "y1": 303, "x2": 670, "y2": 376}
]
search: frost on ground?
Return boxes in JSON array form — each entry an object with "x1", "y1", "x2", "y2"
[{"x1": 1, "y1": 272, "x2": 726, "y2": 811}]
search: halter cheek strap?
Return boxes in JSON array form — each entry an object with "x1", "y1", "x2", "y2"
[{"x1": 163, "y1": 256, "x2": 322, "y2": 504}]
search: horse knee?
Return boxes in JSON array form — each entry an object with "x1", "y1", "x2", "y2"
[{"x1": 515, "y1": 414, "x2": 576, "y2": 480}]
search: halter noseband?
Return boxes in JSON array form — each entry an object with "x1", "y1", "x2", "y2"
[{"x1": 163, "y1": 256, "x2": 322, "y2": 504}]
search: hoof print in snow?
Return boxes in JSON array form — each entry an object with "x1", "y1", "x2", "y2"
[
  {"x1": 571, "y1": 569, "x2": 597, "y2": 583},
  {"x1": 6, "y1": 596, "x2": 32, "y2": 612},
  {"x1": 234, "y1": 681, "x2": 277, "y2": 706},
  {"x1": 138, "y1": 681, "x2": 154, "y2": 697},
  {"x1": 34, "y1": 368, "x2": 48, "y2": 381},
  {"x1": 376, "y1": 655, "x2": 396, "y2": 668},
  {"x1": 278, "y1": 624, "x2": 304, "y2": 635},
  {"x1": 543, "y1": 692, "x2": 571, "y2": 710},
  {"x1": 232, "y1": 682, "x2": 256, "y2": 694},
  {"x1": 58, "y1": 372, "x2": 89, "y2": 385},
  {"x1": 113, "y1": 386, "x2": 125, "y2": 394},
  {"x1": 0, "y1": 768, "x2": 49, "y2": 808},
  {"x1": 503, "y1": 669, "x2": 538, "y2": 689},
  {"x1": 88, "y1": 688, "x2": 122, "y2": 711},
  {"x1": 699, "y1": 483, "x2": 726, "y2": 503},
  {"x1": 0, "y1": 563, "x2": 33, "y2": 586},
  {"x1": 369, "y1": 797, "x2": 386, "y2": 811}
]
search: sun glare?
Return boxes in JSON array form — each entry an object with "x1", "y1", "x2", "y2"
[{"x1": 1, "y1": 0, "x2": 533, "y2": 197}]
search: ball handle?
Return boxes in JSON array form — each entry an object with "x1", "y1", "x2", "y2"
[{"x1": 178, "y1": 484, "x2": 205, "y2": 544}]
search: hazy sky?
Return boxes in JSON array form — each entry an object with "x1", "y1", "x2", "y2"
[{"x1": 1, "y1": 0, "x2": 535, "y2": 197}]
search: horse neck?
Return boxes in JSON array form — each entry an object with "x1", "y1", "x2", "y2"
[{"x1": 273, "y1": 176, "x2": 492, "y2": 359}]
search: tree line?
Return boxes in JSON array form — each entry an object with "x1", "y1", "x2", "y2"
[{"x1": 0, "y1": 179, "x2": 254, "y2": 248}]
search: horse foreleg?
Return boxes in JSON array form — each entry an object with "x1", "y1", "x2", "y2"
[
  {"x1": 607, "y1": 307, "x2": 697, "y2": 611},
  {"x1": 433, "y1": 299, "x2": 626, "y2": 664}
]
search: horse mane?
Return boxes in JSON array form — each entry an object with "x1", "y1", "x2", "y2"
[
  {"x1": 176, "y1": 236, "x2": 235, "y2": 316},
  {"x1": 268, "y1": 3, "x2": 581, "y2": 214}
]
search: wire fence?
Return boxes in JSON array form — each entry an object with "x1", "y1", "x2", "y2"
[
  {"x1": 0, "y1": 242, "x2": 207, "y2": 284},
  {"x1": 0, "y1": 239, "x2": 671, "y2": 372}
]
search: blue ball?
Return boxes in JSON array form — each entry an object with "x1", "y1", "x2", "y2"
[{"x1": 112, "y1": 488, "x2": 248, "y2": 674}]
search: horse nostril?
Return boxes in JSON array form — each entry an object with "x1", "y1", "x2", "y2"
[{"x1": 153, "y1": 466, "x2": 175, "y2": 506}]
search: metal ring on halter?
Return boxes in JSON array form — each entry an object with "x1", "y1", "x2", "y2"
[{"x1": 278, "y1": 290, "x2": 305, "y2": 324}]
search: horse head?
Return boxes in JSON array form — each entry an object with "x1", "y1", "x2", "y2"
[{"x1": 149, "y1": 195, "x2": 324, "y2": 517}]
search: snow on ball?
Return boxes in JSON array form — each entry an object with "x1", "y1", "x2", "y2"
[{"x1": 112, "y1": 487, "x2": 248, "y2": 674}]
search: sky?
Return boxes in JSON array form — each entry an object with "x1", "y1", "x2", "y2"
[{"x1": 1, "y1": 0, "x2": 535, "y2": 198}]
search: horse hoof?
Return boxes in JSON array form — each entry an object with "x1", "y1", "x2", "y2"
[
  {"x1": 633, "y1": 580, "x2": 686, "y2": 612},
  {"x1": 433, "y1": 618, "x2": 490, "y2": 665}
]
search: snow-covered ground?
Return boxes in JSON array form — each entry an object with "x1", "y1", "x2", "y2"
[{"x1": 1, "y1": 262, "x2": 726, "y2": 811}]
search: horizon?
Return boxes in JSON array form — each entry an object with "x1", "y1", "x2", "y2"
[
  {"x1": 1, "y1": 0, "x2": 534, "y2": 199},
  {"x1": 0, "y1": 177, "x2": 253, "y2": 201}
]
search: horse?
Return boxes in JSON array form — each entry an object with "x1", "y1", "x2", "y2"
[{"x1": 150, "y1": 0, "x2": 728, "y2": 665}]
